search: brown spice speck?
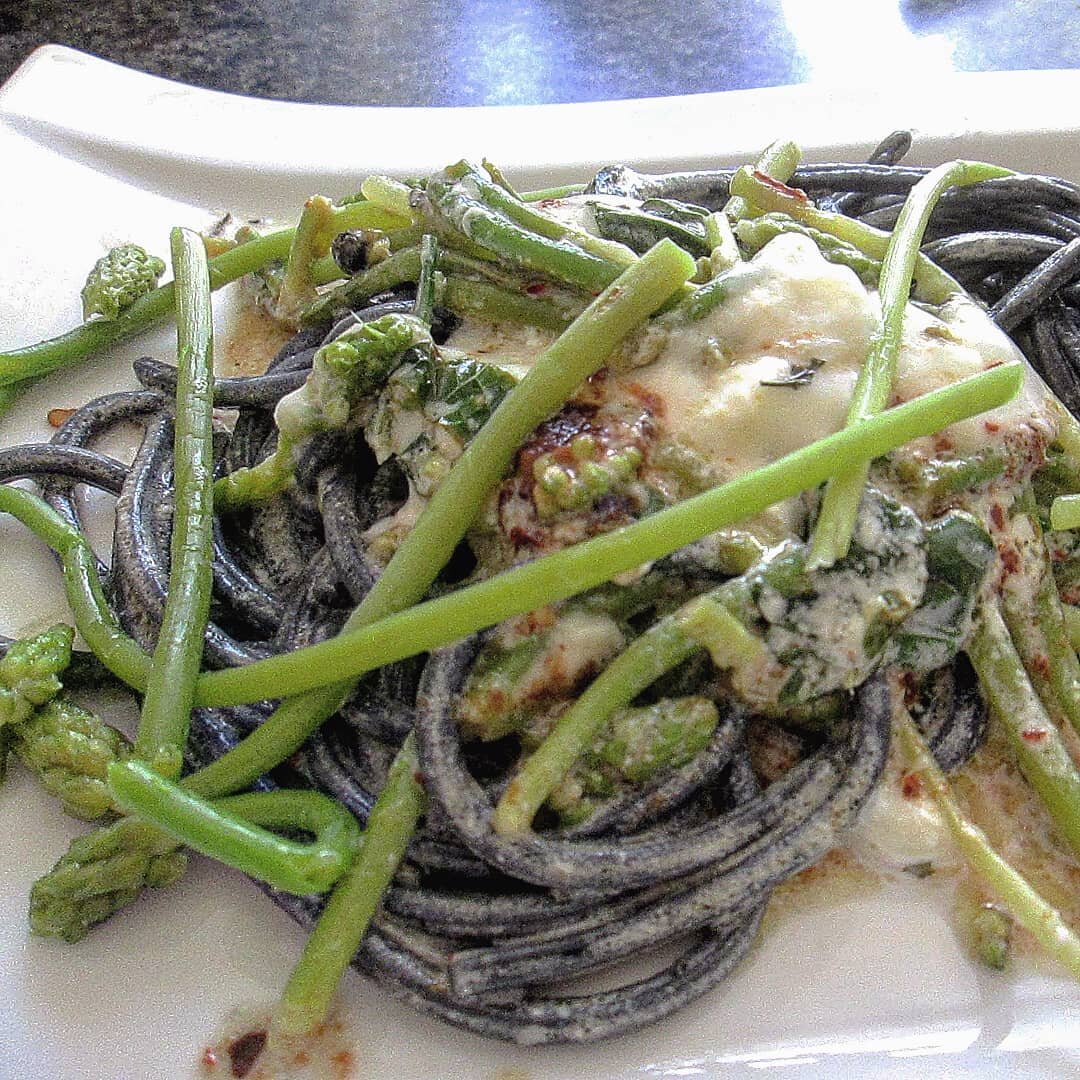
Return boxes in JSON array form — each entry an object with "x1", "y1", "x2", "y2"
[
  {"x1": 227, "y1": 1030, "x2": 267, "y2": 1079},
  {"x1": 898, "y1": 670, "x2": 920, "y2": 708},
  {"x1": 901, "y1": 772, "x2": 923, "y2": 799},
  {"x1": 999, "y1": 545, "x2": 1020, "y2": 575},
  {"x1": 508, "y1": 524, "x2": 543, "y2": 548},
  {"x1": 331, "y1": 1049, "x2": 356, "y2": 1079},
  {"x1": 47, "y1": 407, "x2": 76, "y2": 428},
  {"x1": 623, "y1": 382, "x2": 664, "y2": 417}
]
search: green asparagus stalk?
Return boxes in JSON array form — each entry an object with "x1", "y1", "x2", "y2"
[
  {"x1": 0, "y1": 623, "x2": 74, "y2": 726},
  {"x1": 15, "y1": 698, "x2": 131, "y2": 820},
  {"x1": 108, "y1": 762, "x2": 361, "y2": 895},
  {"x1": 273, "y1": 196, "x2": 338, "y2": 324},
  {"x1": 548, "y1": 696, "x2": 721, "y2": 826},
  {"x1": 425, "y1": 163, "x2": 630, "y2": 293},
  {"x1": 735, "y1": 213, "x2": 883, "y2": 288},
  {"x1": 413, "y1": 233, "x2": 441, "y2": 326},
  {"x1": 0, "y1": 200, "x2": 400, "y2": 393},
  {"x1": 359, "y1": 174, "x2": 415, "y2": 220},
  {"x1": 274, "y1": 734, "x2": 424, "y2": 1036},
  {"x1": 723, "y1": 139, "x2": 801, "y2": 223},
  {"x1": 300, "y1": 245, "x2": 580, "y2": 331},
  {"x1": 519, "y1": 182, "x2": 588, "y2": 201},
  {"x1": 132, "y1": 228, "x2": 216, "y2": 780},
  {"x1": 808, "y1": 160, "x2": 1013, "y2": 570},
  {"x1": 29, "y1": 816, "x2": 189, "y2": 943},
  {"x1": 494, "y1": 609, "x2": 706, "y2": 835},
  {"x1": 997, "y1": 492, "x2": 1080, "y2": 740},
  {"x1": 0, "y1": 486, "x2": 150, "y2": 692},
  {"x1": 0, "y1": 625, "x2": 132, "y2": 820},
  {"x1": 726, "y1": 166, "x2": 968, "y2": 304},
  {"x1": 967, "y1": 602, "x2": 1080, "y2": 858},
  {"x1": 457, "y1": 161, "x2": 637, "y2": 267}
]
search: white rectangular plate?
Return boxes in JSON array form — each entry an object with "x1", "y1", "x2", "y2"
[{"x1": 1, "y1": 46, "x2": 1078, "y2": 1080}]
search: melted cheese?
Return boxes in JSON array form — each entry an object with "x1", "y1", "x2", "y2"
[
  {"x1": 619, "y1": 233, "x2": 1052, "y2": 530},
  {"x1": 894, "y1": 294, "x2": 1053, "y2": 456},
  {"x1": 614, "y1": 235, "x2": 875, "y2": 525}
]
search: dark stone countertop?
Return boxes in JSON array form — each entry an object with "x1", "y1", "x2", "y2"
[{"x1": 2, "y1": 0, "x2": 1078, "y2": 107}]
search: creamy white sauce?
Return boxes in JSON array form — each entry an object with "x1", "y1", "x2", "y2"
[
  {"x1": 847, "y1": 750, "x2": 961, "y2": 877},
  {"x1": 198, "y1": 1005, "x2": 359, "y2": 1079},
  {"x1": 443, "y1": 322, "x2": 556, "y2": 382},
  {"x1": 518, "y1": 609, "x2": 625, "y2": 696},
  {"x1": 539, "y1": 193, "x2": 643, "y2": 236}
]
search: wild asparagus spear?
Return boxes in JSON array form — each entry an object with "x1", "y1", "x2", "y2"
[
  {"x1": 0, "y1": 201, "x2": 400, "y2": 408},
  {"x1": 0, "y1": 623, "x2": 74, "y2": 726},
  {"x1": 0, "y1": 625, "x2": 131, "y2": 821},
  {"x1": 15, "y1": 698, "x2": 131, "y2": 821},
  {"x1": 132, "y1": 228, "x2": 216, "y2": 780}
]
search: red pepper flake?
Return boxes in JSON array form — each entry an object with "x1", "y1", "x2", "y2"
[
  {"x1": 1021, "y1": 728, "x2": 1048, "y2": 743},
  {"x1": 900, "y1": 772, "x2": 923, "y2": 799},
  {"x1": 412, "y1": 770, "x2": 427, "y2": 787},
  {"x1": 999, "y1": 548, "x2": 1020, "y2": 576},
  {"x1": 984, "y1": 420, "x2": 1001, "y2": 434},
  {"x1": 508, "y1": 524, "x2": 542, "y2": 548},
  {"x1": 898, "y1": 670, "x2": 919, "y2": 707},
  {"x1": 624, "y1": 382, "x2": 664, "y2": 418},
  {"x1": 989, "y1": 503, "x2": 1005, "y2": 530},
  {"x1": 227, "y1": 1030, "x2": 267, "y2": 1079},
  {"x1": 1031, "y1": 654, "x2": 1051, "y2": 679},
  {"x1": 525, "y1": 282, "x2": 547, "y2": 296},
  {"x1": 751, "y1": 169, "x2": 809, "y2": 202},
  {"x1": 47, "y1": 407, "x2": 76, "y2": 428},
  {"x1": 200, "y1": 1048, "x2": 220, "y2": 1073},
  {"x1": 932, "y1": 434, "x2": 954, "y2": 453}
]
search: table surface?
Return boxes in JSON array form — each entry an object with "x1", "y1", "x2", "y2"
[{"x1": 2, "y1": 0, "x2": 1078, "y2": 107}]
